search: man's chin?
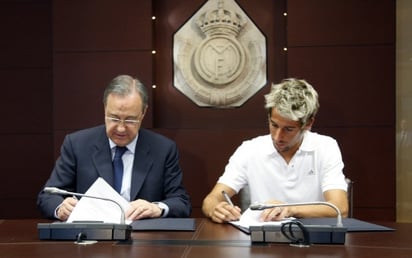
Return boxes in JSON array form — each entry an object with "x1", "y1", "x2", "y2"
[
  {"x1": 275, "y1": 145, "x2": 289, "y2": 153},
  {"x1": 112, "y1": 137, "x2": 129, "y2": 146}
]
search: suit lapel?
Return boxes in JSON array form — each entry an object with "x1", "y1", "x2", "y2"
[
  {"x1": 92, "y1": 130, "x2": 114, "y2": 186},
  {"x1": 130, "y1": 135, "x2": 154, "y2": 200}
]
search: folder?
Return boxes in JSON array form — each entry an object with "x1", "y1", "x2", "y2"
[
  {"x1": 131, "y1": 218, "x2": 196, "y2": 231},
  {"x1": 298, "y1": 218, "x2": 394, "y2": 232}
]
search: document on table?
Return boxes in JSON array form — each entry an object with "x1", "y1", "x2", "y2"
[
  {"x1": 67, "y1": 177, "x2": 132, "y2": 224},
  {"x1": 229, "y1": 208, "x2": 294, "y2": 233}
]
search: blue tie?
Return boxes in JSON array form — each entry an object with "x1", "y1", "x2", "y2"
[{"x1": 113, "y1": 146, "x2": 127, "y2": 193}]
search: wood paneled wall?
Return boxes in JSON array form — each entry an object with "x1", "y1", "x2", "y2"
[
  {"x1": 0, "y1": 0, "x2": 53, "y2": 218},
  {"x1": 286, "y1": 0, "x2": 396, "y2": 220},
  {"x1": 0, "y1": 0, "x2": 395, "y2": 221}
]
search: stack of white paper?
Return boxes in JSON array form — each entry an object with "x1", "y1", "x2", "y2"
[{"x1": 67, "y1": 177, "x2": 132, "y2": 224}]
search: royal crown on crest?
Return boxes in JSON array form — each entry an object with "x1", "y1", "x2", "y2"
[{"x1": 196, "y1": 0, "x2": 246, "y2": 37}]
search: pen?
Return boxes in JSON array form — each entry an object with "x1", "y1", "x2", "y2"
[{"x1": 222, "y1": 190, "x2": 234, "y2": 207}]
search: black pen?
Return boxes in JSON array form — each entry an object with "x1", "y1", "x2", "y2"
[{"x1": 221, "y1": 190, "x2": 234, "y2": 207}]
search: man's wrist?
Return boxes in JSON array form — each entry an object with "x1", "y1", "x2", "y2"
[
  {"x1": 153, "y1": 202, "x2": 168, "y2": 217},
  {"x1": 54, "y1": 204, "x2": 63, "y2": 220}
]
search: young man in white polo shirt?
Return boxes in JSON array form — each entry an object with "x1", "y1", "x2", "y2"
[{"x1": 202, "y1": 78, "x2": 348, "y2": 223}]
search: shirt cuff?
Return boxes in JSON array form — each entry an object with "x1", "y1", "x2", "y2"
[
  {"x1": 54, "y1": 204, "x2": 62, "y2": 219},
  {"x1": 153, "y1": 202, "x2": 169, "y2": 217}
]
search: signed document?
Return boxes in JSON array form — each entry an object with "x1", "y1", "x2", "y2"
[
  {"x1": 230, "y1": 208, "x2": 294, "y2": 233},
  {"x1": 67, "y1": 177, "x2": 132, "y2": 224}
]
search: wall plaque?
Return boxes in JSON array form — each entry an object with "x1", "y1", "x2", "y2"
[{"x1": 173, "y1": 0, "x2": 267, "y2": 107}]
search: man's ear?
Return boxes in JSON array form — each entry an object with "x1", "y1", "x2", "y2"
[{"x1": 304, "y1": 117, "x2": 315, "y2": 130}]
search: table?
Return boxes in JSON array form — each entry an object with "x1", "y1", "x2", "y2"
[{"x1": 0, "y1": 219, "x2": 411, "y2": 257}]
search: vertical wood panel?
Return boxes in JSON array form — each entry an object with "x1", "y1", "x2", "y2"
[
  {"x1": 0, "y1": 1, "x2": 52, "y2": 218},
  {"x1": 53, "y1": 0, "x2": 152, "y2": 51},
  {"x1": 287, "y1": 0, "x2": 396, "y2": 220},
  {"x1": 53, "y1": 0, "x2": 154, "y2": 132},
  {"x1": 53, "y1": 52, "x2": 153, "y2": 130},
  {"x1": 287, "y1": 0, "x2": 394, "y2": 46},
  {"x1": 0, "y1": 1, "x2": 51, "y2": 68},
  {"x1": 287, "y1": 46, "x2": 395, "y2": 127}
]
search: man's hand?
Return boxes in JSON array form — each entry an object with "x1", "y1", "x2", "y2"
[
  {"x1": 209, "y1": 202, "x2": 241, "y2": 223},
  {"x1": 260, "y1": 200, "x2": 291, "y2": 221},
  {"x1": 57, "y1": 197, "x2": 78, "y2": 221},
  {"x1": 126, "y1": 199, "x2": 163, "y2": 220},
  {"x1": 260, "y1": 206, "x2": 290, "y2": 221}
]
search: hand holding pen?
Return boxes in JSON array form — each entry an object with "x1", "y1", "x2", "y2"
[
  {"x1": 222, "y1": 190, "x2": 234, "y2": 207},
  {"x1": 220, "y1": 190, "x2": 241, "y2": 222}
]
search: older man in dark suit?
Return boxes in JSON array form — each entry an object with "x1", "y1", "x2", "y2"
[{"x1": 37, "y1": 75, "x2": 191, "y2": 221}]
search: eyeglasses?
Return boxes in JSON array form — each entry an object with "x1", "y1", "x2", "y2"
[{"x1": 105, "y1": 116, "x2": 140, "y2": 127}]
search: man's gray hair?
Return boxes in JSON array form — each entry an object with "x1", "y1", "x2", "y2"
[{"x1": 103, "y1": 75, "x2": 148, "y2": 113}]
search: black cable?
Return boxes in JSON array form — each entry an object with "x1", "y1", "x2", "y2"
[{"x1": 280, "y1": 221, "x2": 311, "y2": 247}]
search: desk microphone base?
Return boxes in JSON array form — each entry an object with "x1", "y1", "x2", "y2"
[
  {"x1": 250, "y1": 224, "x2": 346, "y2": 244},
  {"x1": 38, "y1": 222, "x2": 132, "y2": 241}
]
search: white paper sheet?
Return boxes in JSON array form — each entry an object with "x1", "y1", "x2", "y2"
[
  {"x1": 230, "y1": 208, "x2": 294, "y2": 229},
  {"x1": 67, "y1": 177, "x2": 132, "y2": 224}
]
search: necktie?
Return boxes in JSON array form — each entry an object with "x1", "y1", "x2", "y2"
[{"x1": 113, "y1": 146, "x2": 127, "y2": 193}]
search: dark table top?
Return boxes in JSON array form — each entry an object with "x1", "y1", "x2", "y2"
[{"x1": 1, "y1": 219, "x2": 411, "y2": 258}]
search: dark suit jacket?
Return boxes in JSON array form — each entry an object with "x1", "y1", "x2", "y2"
[{"x1": 37, "y1": 125, "x2": 191, "y2": 219}]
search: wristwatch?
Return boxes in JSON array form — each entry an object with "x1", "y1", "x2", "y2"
[{"x1": 153, "y1": 202, "x2": 167, "y2": 217}]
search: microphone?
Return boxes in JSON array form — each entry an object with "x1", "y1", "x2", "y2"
[
  {"x1": 248, "y1": 201, "x2": 346, "y2": 245},
  {"x1": 249, "y1": 201, "x2": 343, "y2": 227},
  {"x1": 43, "y1": 187, "x2": 126, "y2": 225},
  {"x1": 38, "y1": 187, "x2": 132, "y2": 241}
]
